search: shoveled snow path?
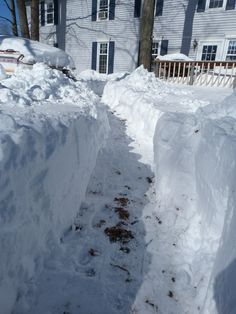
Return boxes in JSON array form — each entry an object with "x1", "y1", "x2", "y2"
[
  {"x1": 19, "y1": 109, "x2": 154, "y2": 314},
  {"x1": 15, "y1": 87, "x2": 229, "y2": 314}
]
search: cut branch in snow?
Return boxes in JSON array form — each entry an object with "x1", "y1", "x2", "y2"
[{"x1": 110, "y1": 263, "x2": 130, "y2": 275}]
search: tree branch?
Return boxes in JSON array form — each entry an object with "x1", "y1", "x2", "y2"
[
  {"x1": 0, "y1": 16, "x2": 14, "y2": 25},
  {"x1": 3, "y1": 0, "x2": 13, "y2": 13}
]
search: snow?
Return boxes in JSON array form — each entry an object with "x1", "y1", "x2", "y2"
[
  {"x1": 0, "y1": 64, "x2": 109, "y2": 314},
  {"x1": 0, "y1": 36, "x2": 75, "y2": 69},
  {"x1": 103, "y1": 66, "x2": 236, "y2": 313},
  {"x1": 102, "y1": 66, "x2": 207, "y2": 165},
  {"x1": 77, "y1": 70, "x2": 129, "y2": 96},
  {"x1": 157, "y1": 53, "x2": 193, "y2": 61},
  {"x1": 0, "y1": 64, "x2": 6, "y2": 80},
  {"x1": 1, "y1": 61, "x2": 236, "y2": 314}
]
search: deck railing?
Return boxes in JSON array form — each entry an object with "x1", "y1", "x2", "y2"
[{"x1": 154, "y1": 60, "x2": 236, "y2": 88}]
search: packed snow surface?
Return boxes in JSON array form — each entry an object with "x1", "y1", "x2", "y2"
[
  {"x1": 1, "y1": 64, "x2": 235, "y2": 314},
  {"x1": 0, "y1": 36, "x2": 74, "y2": 69},
  {"x1": 0, "y1": 64, "x2": 108, "y2": 314}
]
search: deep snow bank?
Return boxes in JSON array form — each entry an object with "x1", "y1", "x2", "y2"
[
  {"x1": 154, "y1": 93, "x2": 236, "y2": 313},
  {"x1": 0, "y1": 64, "x2": 109, "y2": 313},
  {"x1": 102, "y1": 66, "x2": 207, "y2": 164}
]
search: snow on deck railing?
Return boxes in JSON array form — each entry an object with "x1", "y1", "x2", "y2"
[{"x1": 154, "y1": 60, "x2": 236, "y2": 88}]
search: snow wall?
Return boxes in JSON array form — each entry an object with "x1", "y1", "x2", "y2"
[
  {"x1": 154, "y1": 96, "x2": 236, "y2": 313},
  {"x1": 0, "y1": 64, "x2": 109, "y2": 314},
  {"x1": 102, "y1": 66, "x2": 206, "y2": 165},
  {"x1": 103, "y1": 67, "x2": 236, "y2": 313}
]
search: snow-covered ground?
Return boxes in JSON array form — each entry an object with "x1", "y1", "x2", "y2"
[{"x1": 0, "y1": 64, "x2": 235, "y2": 314}]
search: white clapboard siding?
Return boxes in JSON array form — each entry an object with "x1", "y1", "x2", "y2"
[{"x1": 27, "y1": 0, "x2": 236, "y2": 73}]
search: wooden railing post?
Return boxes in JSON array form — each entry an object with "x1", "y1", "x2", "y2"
[
  {"x1": 189, "y1": 62, "x2": 195, "y2": 85},
  {"x1": 153, "y1": 60, "x2": 235, "y2": 88}
]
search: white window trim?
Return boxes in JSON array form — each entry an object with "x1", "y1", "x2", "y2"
[
  {"x1": 196, "y1": 39, "x2": 224, "y2": 60},
  {"x1": 97, "y1": 0, "x2": 110, "y2": 21},
  {"x1": 97, "y1": 41, "x2": 110, "y2": 74},
  {"x1": 44, "y1": 0, "x2": 54, "y2": 26},
  {"x1": 205, "y1": 0, "x2": 227, "y2": 11},
  {"x1": 152, "y1": 40, "x2": 161, "y2": 59},
  {"x1": 223, "y1": 37, "x2": 236, "y2": 60}
]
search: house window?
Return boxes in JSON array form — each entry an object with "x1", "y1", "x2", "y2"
[
  {"x1": 201, "y1": 45, "x2": 218, "y2": 60},
  {"x1": 98, "y1": 0, "x2": 109, "y2": 20},
  {"x1": 209, "y1": 0, "x2": 224, "y2": 8},
  {"x1": 226, "y1": 40, "x2": 236, "y2": 60},
  {"x1": 45, "y1": 0, "x2": 54, "y2": 25},
  {"x1": 98, "y1": 43, "x2": 108, "y2": 73},
  {"x1": 151, "y1": 41, "x2": 159, "y2": 69}
]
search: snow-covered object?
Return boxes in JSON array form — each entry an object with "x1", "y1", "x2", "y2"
[
  {"x1": 0, "y1": 36, "x2": 75, "y2": 69},
  {"x1": 153, "y1": 92, "x2": 236, "y2": 313},
  {"x1": 0, "y1": 64, "x2": 109, "y2": 314},
  {"x1": 0, "y1": 63, "x2": 6, "y2": 80},
  {"x1": 77, "y1": 69, "x2": 129, "y2": 96},
  {"x1": 157, "y1": 53, "x2": 193, "y2": 61},
  {"x1": 102, "y1": 66, "x2": 207, "y2": 164}
]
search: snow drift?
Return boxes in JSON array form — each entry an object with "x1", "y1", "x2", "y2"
[{"x1": 0, "y1": 64, "x2": 109, "y2": 313}]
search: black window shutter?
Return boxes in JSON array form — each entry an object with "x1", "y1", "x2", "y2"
[
  {"x1": 91, "y1": 42, "x2": 97, "y2": 70},
  {"x1": 134, "y1": 0, "x2": 141, "y2": 18},
  {"x1": 108, "y1": 41, "x2": 115, "y2": 74},
  {"x1": 160, "y1": 39, "x2": 168, "y2": 55},
  {"x1": 156, "y1": 0, "x2": 164, "y2": 16},
  {"x1": 54, "y1": 0, "x2": 58, "y2": 25},
  {"x1": 226, "y1": 0, "x2": 236, "y2": 10},
  {"x1": 197, "y1": 0, "x2": 206, "y2": 12},
  {"x1": 109, "y1": 0, "x2": 115, "y2": 20},
  {"x1": 92, "y1": 0, "x2": 97, "y2": 21},
  {"x1": 41, "y1": 1, "x2": 45, "y2": 26}
]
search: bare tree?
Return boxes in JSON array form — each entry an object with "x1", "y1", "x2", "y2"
[
  {"x1": 17, "y1": 0, "x2": 30, "y2": 38},
  {"x1": 31, "y1": 0, "x2": 39, "y2": 40},
  {"x1": 0, "y1": 0, "x2": 18, "y2": 36},
  {"x1": 9, "y1": 0, "x2": 18, "y2": 36},
  {"x1": 139, "y1": 0, "x2": 155, "y2": 71}
]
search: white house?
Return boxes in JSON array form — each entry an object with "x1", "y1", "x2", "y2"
[{"x1": 27, "y1": 0, "x2": 236, "y2": 73}]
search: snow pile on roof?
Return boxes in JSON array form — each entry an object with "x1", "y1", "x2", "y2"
[
  {"x1": 157, "y1": 53, "x2": 193, "y2": 61},
  {"x1": 77, "y1": 70, "x2": 129, "y2": 96},
  {"x1": 0, "y1": 64, "x2": 109, "y2": 314},
  {"x1": 0, "y1": 36, "x2": 75, "y2": 69},
  {"x1": 102, "y1": 66, "x2": 207, "y2": 164}
]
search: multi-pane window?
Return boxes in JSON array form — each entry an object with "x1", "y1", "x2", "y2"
[
  {"x1": 98, "y1": 0, "x2": 109, "y2": 20},
  {"x1": 98, "y1": 43, "x2": 108, "y2": 73},
  {"x1": 45, "y1": 1, "x2": 54, "y2": 25},
  {"x1": 226, "y1": 40, "x2": 236, "y2": 60},
  {"x1": 209, "y1": 0, "x2": 224, "y2": 8},
  {"x1": 201, "y1": 45, "x2": 217, "y2": 61},
  {"x1": 151, "y1": 41, "x2": 159, "y2": 69}
]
